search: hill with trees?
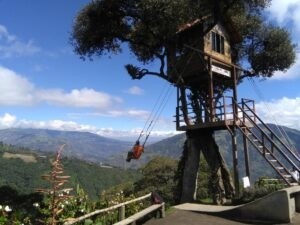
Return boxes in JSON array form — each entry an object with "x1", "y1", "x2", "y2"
[
  {"x1": 0, "y1": 128, "x2": 131, "y2": 163},
  {"x1": 0, "y1": 125, "x2": 299, "y2": 183},
  {"x1": 0, "y1": 142, "x2": 139, "y2": 200},
  {"x1": 108, "y1": 124, "x2": 300, "y2": 182}
]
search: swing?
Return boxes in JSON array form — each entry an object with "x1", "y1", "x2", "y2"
[
  {"x1": 125, "y1": 45, "x2": 196, "y2": 163},
  {"x1": 126, "y1": 82, "x2": 173, "y2": 162}
]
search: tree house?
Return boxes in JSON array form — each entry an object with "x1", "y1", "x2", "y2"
[
  {"x1": 168, "y1": 18, "x2": 300, "y2": 196},
  {"x1": 169, "y1": 19, "x2": 243, "y2": 131}
]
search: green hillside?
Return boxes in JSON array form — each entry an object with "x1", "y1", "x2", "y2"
[
  {"x1": 108, "y1": 125, "x2": 300, "y2": 182},
  {"x1": 0, "y1": 143, "x2": 139, "y2": 200},
  {"x1": 0, "y1": 128, "x2": 132, "y2": 163}
]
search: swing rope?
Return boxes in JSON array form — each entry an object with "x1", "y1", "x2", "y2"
[{"x1": 135, "y1": 38, "x2": 199, "y2": 147}]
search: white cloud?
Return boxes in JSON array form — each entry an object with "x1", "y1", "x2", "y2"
[
  {"x1": 0, "y1": 113, "x2": 17, "y2": 128},
  {"x1": 37, "y1": 88, "x2": 122, "y2": 109},
  {"x1": 267, "y1": 0, "x2": 300, "y2": 33},
  {"x1": 0, "y1": 113, "x2": 180, "y2": 142},
  {"x1": 68, "y1": 109, "x2": 150, "y2": 120},
  {"x1": 0, "y1": 66, "x2": 35, "y2": 105},
  {"x1": 256, "y1": 97, "x2": 300, "y2": 130},
  {"x1": 126, "y1": 86, "x2": 144, "y2": 95},
  {"x1": 266, "y1": 1, "x2": 300, "y2": 80},
  {"x1": 267, "y1": 0, "x2": 300, "y2": 25},
  {"x1": 0, "y1": 65, "x2": 122, "y2": 111},
  {"x1": 0, "y1": 24, "x2": 40, "y2": 58}
]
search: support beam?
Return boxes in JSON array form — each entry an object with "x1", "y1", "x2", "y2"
[
  {"x1": 180, "y1": 131, "x2": 201, "y2": 203},
  {"x1": 231, "y1": 127, "x2": 240, "y2": 198},
  {"x1": 243, "y1": 128, "x2": 251, "y2": 180}
]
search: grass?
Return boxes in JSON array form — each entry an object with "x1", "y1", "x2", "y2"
[{"x1": 2, "y1": 152, "x2": 37, "y2": 163}]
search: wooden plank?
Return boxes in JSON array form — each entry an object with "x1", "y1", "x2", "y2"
[
  {"x1": 63, "y1": 193, "x2": 151, "y2": 225},
  {"x1": 114, "y1": 204, "x2": 164, "y2": 225}
]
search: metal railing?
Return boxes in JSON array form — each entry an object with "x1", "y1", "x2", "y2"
[{"x1": 232, "y1": 99, "x2": 300, "y2": 184}]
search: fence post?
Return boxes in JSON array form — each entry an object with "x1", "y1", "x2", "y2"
[
  {"x1": 161, "y1": 203, "x2": 165, "y2": 218},
  {"x1": 118, "y1": 205, "x2": 125, "y2": 221}
]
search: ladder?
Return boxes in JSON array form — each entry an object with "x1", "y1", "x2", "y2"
[{"x1": 232, "y1": 98, "x2": 300, "y2": 186}]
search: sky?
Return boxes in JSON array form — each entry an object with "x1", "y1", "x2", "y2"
[{"x1": 0, "y1": 0, "x2": 300, "y2": 142}]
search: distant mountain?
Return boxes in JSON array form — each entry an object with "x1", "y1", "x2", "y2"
[
  {"x1": 0, "y1": 128, "x2": 132, "y2": 163},
  {"x1": 0, "y1": 125, "x2": 299, "y2": 177},
  {"x1": 107, "y1": 124, "x2": 300, "y2": 181}
]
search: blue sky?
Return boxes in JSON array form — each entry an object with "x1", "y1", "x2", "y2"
[{"x1": 0, "y1": 0, "x2": 300, "y2": 142}]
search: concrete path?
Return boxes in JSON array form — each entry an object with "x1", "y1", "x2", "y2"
[
  {"x1": 144, "y1": 209, "x2": 253, "y2": 225},
  {"x1": 144, "y1": 208, "x2": 300, "y2": 225},
  {"x1": 174, "y1": 203, "x2": 240, "y2": 212}
]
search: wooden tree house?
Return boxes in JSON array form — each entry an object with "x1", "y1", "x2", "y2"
[{"x1": 168, "y1": 18, "x2": 300, "y2": 195}]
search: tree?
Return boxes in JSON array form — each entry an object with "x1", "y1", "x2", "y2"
[
  {"x1": 133, "y1": 157, "x2": 178, "y2": 205},
  {"x1": 71, "y1": 0, "x2": 295, "y2": 79},
  {"x1": 71, "y1": 0, "x2": 296, "y2": 203}
]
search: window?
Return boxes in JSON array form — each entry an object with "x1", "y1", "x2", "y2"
[{"x1": 211, "y1": 31, "x2": 225, "y2": 54}]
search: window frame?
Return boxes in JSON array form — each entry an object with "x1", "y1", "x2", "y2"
[{"x1": 211, "y1": 31, "x2": 225, "y2": 55}]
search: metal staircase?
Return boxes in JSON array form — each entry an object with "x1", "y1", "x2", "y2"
[
  {"x1": 233, "y1": 99, "x2": 300, "y2": 185},
  {"x1": 175, "y1": 89, "x2": 300, "y2": 185}
]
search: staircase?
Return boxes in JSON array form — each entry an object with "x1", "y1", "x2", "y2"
[{"x1": 233, "y1": 98, "x2": 300, "y2": 185}]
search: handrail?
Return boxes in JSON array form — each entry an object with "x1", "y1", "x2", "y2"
[
  {"x1": 64, "y1": 193, "x2": 152, "y2": 225},
  {"x1": 233, "y1": 100, "x2": 300, "y2": 172},
  {"x1": 242, "y1": 101, "x2": 300, "y2": 164},
  {"x1": 235, "y1": 123, "x2": 292, "y2": 184}
]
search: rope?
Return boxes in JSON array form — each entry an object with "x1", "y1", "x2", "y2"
[
  {"x1": 247, "y1": 77, "x2": 298, "y2": 153},
  {"x1": 136, "y1": 81, "x2": 171, "y2": 142},
  {"x1": 136, "y1": 40, "x2": 199, "y2": 147}
]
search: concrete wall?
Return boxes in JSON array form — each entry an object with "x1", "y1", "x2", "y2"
[{"x1": 226, "y1": 186, "x2": 300, "y2": 223}]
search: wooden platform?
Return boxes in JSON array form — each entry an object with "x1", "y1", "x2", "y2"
[{"x1": 177, "y1": 119, "x2": 253, "y2": 131}]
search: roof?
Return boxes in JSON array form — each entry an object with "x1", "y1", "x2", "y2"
[
  {"x1": 176, "y1": 19, "x2": 202, "y2": 34},
  {"x1": 176, "y1": 16, "x2": 242, "y2": 44}
]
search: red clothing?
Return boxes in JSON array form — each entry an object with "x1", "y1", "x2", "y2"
[{"x1": 133, "y1": 145, "x2": 144, "y2": 159}]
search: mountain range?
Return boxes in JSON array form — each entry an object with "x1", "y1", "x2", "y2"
[
  {"x1": 0, "y1": 125, "x2": 299, "y2": 177},
  {"x1": 0, "y1": 128, "x2": 132, "y2": 163}
]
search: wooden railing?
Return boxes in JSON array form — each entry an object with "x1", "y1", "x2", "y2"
[
  {"x1": 176, "y1": 95, "x2": 256, "y2": 129},
  {"x1": 63, "y1": 193, "x2": 165, "y2": 225}
]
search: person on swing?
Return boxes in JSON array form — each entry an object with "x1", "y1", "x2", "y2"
[{"x1": 126, "y1": 140, "x2": 144, "y2": 162}]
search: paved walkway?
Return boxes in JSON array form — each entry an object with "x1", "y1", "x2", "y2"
[
  {"x1": 144, "y1": 209, "x2": 253, "y2": 225},
  {"x1": 143, "y1": 207, "x2": 300, "y2": 225},
  {"x1": 174, "y1": 203, "x2": 240, "y2": 212}
]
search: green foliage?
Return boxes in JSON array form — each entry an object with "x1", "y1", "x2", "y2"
[
  {"x1": 247, "y1": 26, "x2": 296, "y2": 77},
  {"x1": 0, "y1": 143, "x2": 139, "y2": 200},
  {"x1": 236, "y1": 176, "x2": 285, "y2": 204},
  {"x1": 71, "y1": 0, "x2": 295, "y2": 79},
  {"x1": 0, "y1": 186, "x2": 43, "y2": 224},
  {"x1": 174, "y1": 144, "x2": 213, "y2": 204},
  {"x1": 134, "y1": 157, "x2": 178, "y2": 205},
  {"x1": 0, "y1": 128, "x2": 132, "y2": 163},
  {"x1": 196, "y1": 155, "x2": 212, "y2": 200}
]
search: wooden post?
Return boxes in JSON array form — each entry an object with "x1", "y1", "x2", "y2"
[
  {"x1": 232, "y1": 66, "x2": 240, "y2": 198},
  {"x1": 231, "y1": 127, "x2": 240, "y2": 198},
  {"x1": 176, "y1": 87, "x2": 180, "y2": 129},
  {"x1": 161, "y1": 203, "x2": 165, "y2": 218},
  {"x1": 118, "y1": 205, "x2": 125, "y2": 221},
  {"x1": 155, "y1": 203, "x2": 165, "y2": 218},
  {"x1": 243, "y1": 128, "x2": 251, "y2": 180},
  {"x1": 271, "y1": 133, "x2": 274, "y2": 153},
  {"x1": 209, "y1": 57, "x2": 214, "y2": 122}
]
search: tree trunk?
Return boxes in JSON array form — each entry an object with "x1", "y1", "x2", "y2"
[
  {"x1": 180, "y1": 130, "x2": 235, "y2": 204},
  {"x1": 180, "y1": 132, "x2": 201, "y2": 203}
]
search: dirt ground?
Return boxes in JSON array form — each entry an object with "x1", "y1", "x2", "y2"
[{"x1": 143, "y1": 209, "x2": 300, "y2": 225}]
